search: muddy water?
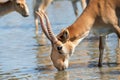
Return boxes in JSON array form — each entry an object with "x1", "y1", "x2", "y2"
[{"x1": 0, "y1": 0, "x2": 120, "y2": 80}]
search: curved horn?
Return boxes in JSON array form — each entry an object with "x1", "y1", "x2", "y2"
[
  {"x1": 35, "y1": 11, "x2": 51, "y2": 41},
  {"x1": 41, "y1": 11, "x2": 58, "y2": 43}
]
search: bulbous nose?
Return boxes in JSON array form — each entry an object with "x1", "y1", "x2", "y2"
[
  {"x1": 57, "y1": 46, "x2": 62, "y2": 50},
  {"x1": 56, "y1": 63, "x2": 67, "y2": 71},
  {"x1": 57, "y1": 66, "x2": 66, "y2": 71},
  {"x1": 23, "y1": 14, "x2": 29, "y2": 17}
]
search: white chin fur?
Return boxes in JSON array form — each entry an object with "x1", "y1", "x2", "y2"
[{"x1": 64, "y1": 59, "x2": 69, "y2": 68}]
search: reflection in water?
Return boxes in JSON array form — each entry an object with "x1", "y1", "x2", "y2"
[
  {"x1": 34, "y1": 34, "x2": 55, "y2": 71},
  {"x1": 0, "y1": 0, "x2": 120, "y2": 80},
  {"x1": 115, "y1": 48, "x2": 120, "y2": 80},
  {"x1": 96, "y1": 38, "x2": 120, "y2": 80},
  {"x1": 54, "y1": 71, "x2": 69, "y2": 80},
  {"x1": 35, "y1": 33, "x2": 48, "y2": 46},
  {"x1": 116, "y1": 47, "x2": 120, "y2": 65},
  {"x1": 34, "y1": 32, "x2": 120, "y2": 80}
]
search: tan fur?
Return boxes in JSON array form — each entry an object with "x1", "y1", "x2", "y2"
[
  {"x1": 0, "y1": 0, "x2": 29, "y2": 17},
  {"x1": 52, "y1": 0, "x2": 120, "y2": 70},
  {"x1": 37, "y1": 0, "x2": 120, "y2": 71}
]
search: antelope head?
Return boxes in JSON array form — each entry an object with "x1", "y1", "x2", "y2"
[
  {"x1": 11, "y1": 0, "x2": 29, "y2": 17},
  {"x1": 36, "y1": 11, "x2": 76, "y2": 71}
]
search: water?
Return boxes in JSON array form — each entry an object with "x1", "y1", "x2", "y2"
[{"x1": 0, "y1": 0, "x2": 120, "y2": 80}]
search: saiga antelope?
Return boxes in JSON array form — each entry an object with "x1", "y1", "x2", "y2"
[
  {"x1": 33, "y1": 0, "x2": 89, "y2": 35},
  {"x1": 0, "y1": 0, "x2": 29, "y2": 17},
  {"x1": 36, "y1": 0, "x2": 120, "y2": 71}
]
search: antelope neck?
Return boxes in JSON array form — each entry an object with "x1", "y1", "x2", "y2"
[
  {"x1": 0, "y1": 1, "x2": 14, "y2": 16},
  {"x1": 67, "y1": 3, "x2": 97, "y2": 42}
]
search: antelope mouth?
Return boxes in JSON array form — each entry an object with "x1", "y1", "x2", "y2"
[
  {"x1": 22, "y1": 14, "x2": 29, "y2": 17},
  {"x1": 57, "y1": 65, "x2": 67, "y2": 71},
  {"x1": 58, "y1": 51, "x2": 63, "y2": 54}
]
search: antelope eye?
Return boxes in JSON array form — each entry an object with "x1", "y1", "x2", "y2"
[{"x1": 57, "y1": 46, "x2": 62, "y2": 51}]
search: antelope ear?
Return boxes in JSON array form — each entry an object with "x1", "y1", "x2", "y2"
[{"x1": 57, "y1": 29, "x2": 70, "y2": 43}]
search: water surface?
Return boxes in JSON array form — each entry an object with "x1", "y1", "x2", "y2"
[{"x1": 0, "y1": 0, "x2": 120, "y2": 80}]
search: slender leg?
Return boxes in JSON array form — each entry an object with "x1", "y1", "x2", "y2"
[
  {"x1": 72, "y1": 0, "x2": 79, "y2": 17},
  {"x1": 80, "y1": 0, "x2": 87, "y2": 9},
  {"x1": 116, "y1": 43, "x2": 120, "y2": 66},
  {"x1": 113, "y1": 25, "x2": 120, "y2": 38},
  {"x1": 118, "y1": 38, "x2": 120, "y2": 48},
  {"x1": 35, "y1": 15, "x2": 39, "y2": 36},
  {"x1": 98, "y1": 36, "x2": 105, "y2": 67},
  {"x1": 117, "y1": 19, "x2": 120, "y2": 48}
]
